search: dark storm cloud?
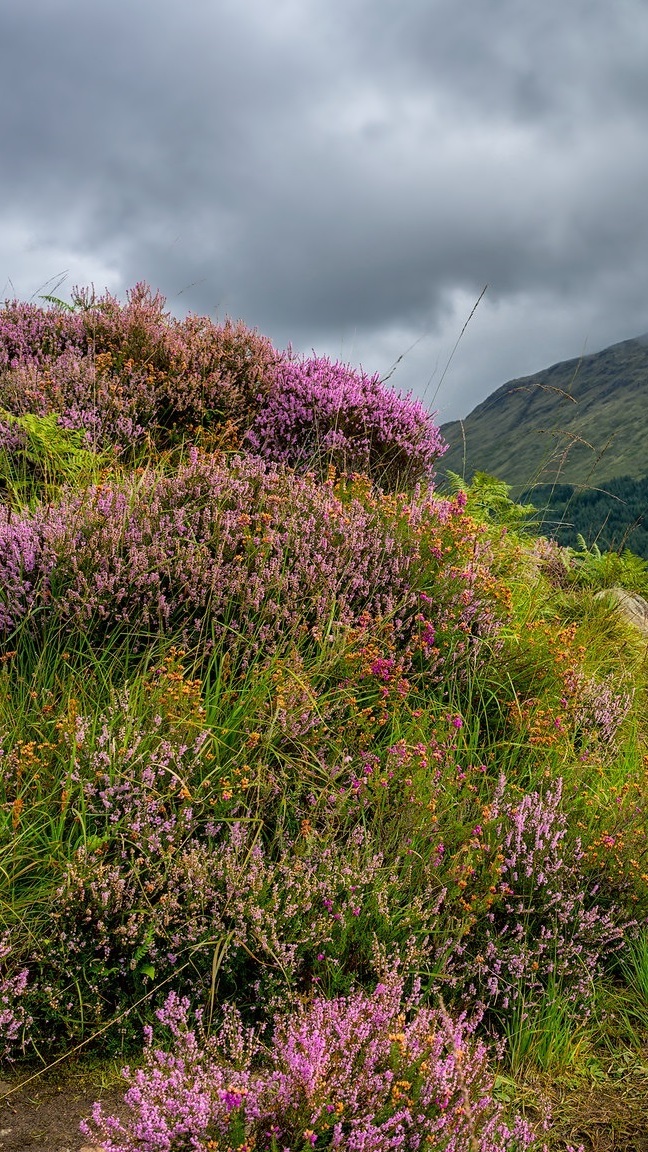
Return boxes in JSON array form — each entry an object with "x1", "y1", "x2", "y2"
[{"x1": 2, "y1": 0, "x2": 648, "y2": 418}]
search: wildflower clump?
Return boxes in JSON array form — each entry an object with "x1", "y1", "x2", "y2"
[
  {"x1": 84, "y1": 981, "x2": 543, "y2": 1152},
  {"x1": 457, "y1": 777, "x2": 627, "y2": 1018},
  {"x1": 0, "y1": 457, "x2": 505, "y2": 676},
  {"x1": 246, "y1": 352, "x2": 447, "y2": 489},
  {"x1": 0, "y1": 283, "x2": 279, "y2": 453},
  {"x1": 0, "y1": 934, "x2": 31, "y2": 1061}
]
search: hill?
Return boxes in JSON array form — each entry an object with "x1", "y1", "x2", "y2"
[
  {"x1": 440, "y1": 333, "x2": 648, "y2": 488},
  {"x1": 3, "y1": 286, "x2": 648, "y2": 1149}
]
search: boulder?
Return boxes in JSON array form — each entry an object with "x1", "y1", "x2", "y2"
[{"x1": 594, "y1": 587, "x2": 648, "y2": 637}]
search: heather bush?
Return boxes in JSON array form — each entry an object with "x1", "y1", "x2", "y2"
[
  {"x1": 0, "y1": 288, "x2": 450, "y2": 488},
  {"x1": 0, "y1": 345, "x2": 166, "y2": 452},
  {"x1": 0, "y1": 286, "x2": 451, "y2": 488},
  {"x1": 0, "y1": 414, "x2": 27, "y2": 454},
  {"x1": 73, "y1": 281, "x2": 177, "y2": 373},
  {"x1": 84, "y1": 981, "x2": 543, "y2": 1152},
  {"x1": 21, "y1": 690, "x2": 449, "y2": 1037},
  {"x1": 569, "y1": 673, "x2": 633, "y2": 758},
  {"x1": 0, "y1": 508, "x2": 46, "y2": 635},
  {"x1": 0, "y1": 284, "x2": 279, "y2": 453},
  {"x1": 0, "y1": 457, "x2": 505, "y2": 679},
  {"x1": 323, "y1": 474, "x2": 506, "y2": 688},
  {"x1": 53, "y1": 349, "x2": 162, "y2": 451},
  {"x1": 0, "y1": 456, "x2": 410, "y2": 647},
  {"x1": 456, "y1": 778, "x2": 627, "y2": 1018},
  {"x1": 44, "y1": 819, "x2": 394, "y2": 1028},
  {"x1": 0, "y1": 934, "x2": 31, "y2": 1061},
  {"x1": 4, "y1": 647, "x2": 502, "y2": 1047},
  {"x1": 246, "y1": 352, "x2": 447, "y2": 490},
  {"x1": 0, "y1": 298, "x2": 83, "y2": 369},
  {"x1": 71, "y1": 282, "x2": 280, "y2": 435},
  {"x1": 155, "y1": 310, "x2": 280, "y2": 429}
]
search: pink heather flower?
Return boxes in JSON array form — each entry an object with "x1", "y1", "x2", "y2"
[
  {"x1": 245, "y1": 351, "x2": 447, "y2": 490},
  {"x1": 0, "y1": 283, "x2": 279, "y2": 451},
  {"x1": 455, "y1": 777, "x2": 629, "y2": 1016},
  {"x1": 0, "y1": 934, "x2": 32, "y2": 1061},
  {"x1": 85, "y1": 980, "x2": 543, "y2": 1152}
]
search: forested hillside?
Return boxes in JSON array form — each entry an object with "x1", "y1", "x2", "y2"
[{"x1": 528, "y1": 474, "x2": 648, "y2": 557}]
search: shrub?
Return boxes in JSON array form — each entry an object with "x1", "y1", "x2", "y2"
[
  {"x1": 246, "y1": 353, "x2": 447, "y2": 490},
  {"x1": 456, "y1": 778, "x2": 627, "y2": 1018},
  {"x1": 0, "y1": 455, "x2": 411, "y2": 648},
  {"x1": 0, "y1": 298, "x2": 83, "y2": 369},
  {"x1": 84, "y1": 981, "x2": 543, "y2": 1152},
  {"x1": 0, "y1": 289, "x2": 447, "y2": 488},
  {"x1": 0, "y1": 934, "x2": 31, "y2": 1061},
  {"x1": 71, "y1": 282, "x2": 280, "y2": 435},
  {"x1": 0, "y1": 457, "x2": 505, "y2": 674},
  {"x1": 0, "y1": 510, "x2": 47, "y2": 635},
  {"x1": 27, "y1": 697, "x2": 446, "y2": 1034},
  {"x1": 0, "y1": 285, "x2": 280, "y2": 452}
]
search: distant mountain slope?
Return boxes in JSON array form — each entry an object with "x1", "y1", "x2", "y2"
[{"x1": 439, "y1": 334, "x2": 648, "y2": 488}]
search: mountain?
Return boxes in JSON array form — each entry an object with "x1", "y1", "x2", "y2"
[{"x1": 439, "y1": 333, "x2": 648, "y2": 489}]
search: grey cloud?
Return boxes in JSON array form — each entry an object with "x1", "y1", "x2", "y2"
[{"x1": 2, "y1": 0, "x2": 648, "y2": 419}]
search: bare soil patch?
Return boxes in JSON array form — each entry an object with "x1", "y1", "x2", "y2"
[{"x1": 0, "y1": 1065, "x2": 126, "y2": 1152}]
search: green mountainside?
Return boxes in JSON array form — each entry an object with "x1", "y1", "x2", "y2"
[{"x1": 440, "y1": 333, "x2": 648, "y2": 488}]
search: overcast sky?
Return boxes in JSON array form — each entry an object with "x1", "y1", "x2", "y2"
[{"x1": 2, "y1": 0, "x2": 648, "y2": 422}]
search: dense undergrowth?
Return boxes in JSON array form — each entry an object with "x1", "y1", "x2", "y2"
[{"x1": 1, "y1": 286, "x2": 647, "y2": 1150}]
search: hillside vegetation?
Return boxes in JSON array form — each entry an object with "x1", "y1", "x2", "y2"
[
  {"x1": 440, "y1": 334, "x2": 648, "y2": 488},
  {"x1": 527, "y1": 475, "x2": 648, "y2": 559},
  {"x1": 1, "y1": 286, "x2": 648, "y2": 1151}
]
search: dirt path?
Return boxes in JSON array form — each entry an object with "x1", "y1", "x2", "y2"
[{"x1": 0, "y1": 1071, "x2": 125, "y2": 1152}]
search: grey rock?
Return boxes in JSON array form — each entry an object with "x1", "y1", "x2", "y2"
[{"x1": 594, "y1": 587, "x2": 648, "y2": 637}]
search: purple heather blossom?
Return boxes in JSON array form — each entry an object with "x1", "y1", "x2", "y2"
[
  {"x1": 0, "y1": 508, "x2": 53, "y2": 634},
  {"x1": 571, "y1": 675, "x2": 633, "y2": 755},
  {"x1": 84, "y1": 980, "x2": 546, "y2": 1152},
  {"x1": 0, "y1": 416, "x2": 28, "y2": 454},
  {"x1": 0, "y1": 934, "x2": 32, "y2": 1061},
  {"x1": 455, "y1": 777, "x2": 628, "y2": 1015},
  {"x1": 0, "y1": 457, "x2": 506, "y2": 680},
  {"x1": 246, "y1": 352, "x2": 447, "y2": 489},
  {"x1": 0, "y1": 283, "x2": 279, "y2": 451},
  {"x1": 0, "y1": 299, "x2": 84, "y2": 370}
]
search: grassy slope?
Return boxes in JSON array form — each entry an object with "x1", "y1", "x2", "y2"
[
  {"x1": 2, "y1": 297, "x2": 648, "y2": 1148},
  {"x1": 3, "y1": 454, "x2": 648, "y2": 1143}
]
